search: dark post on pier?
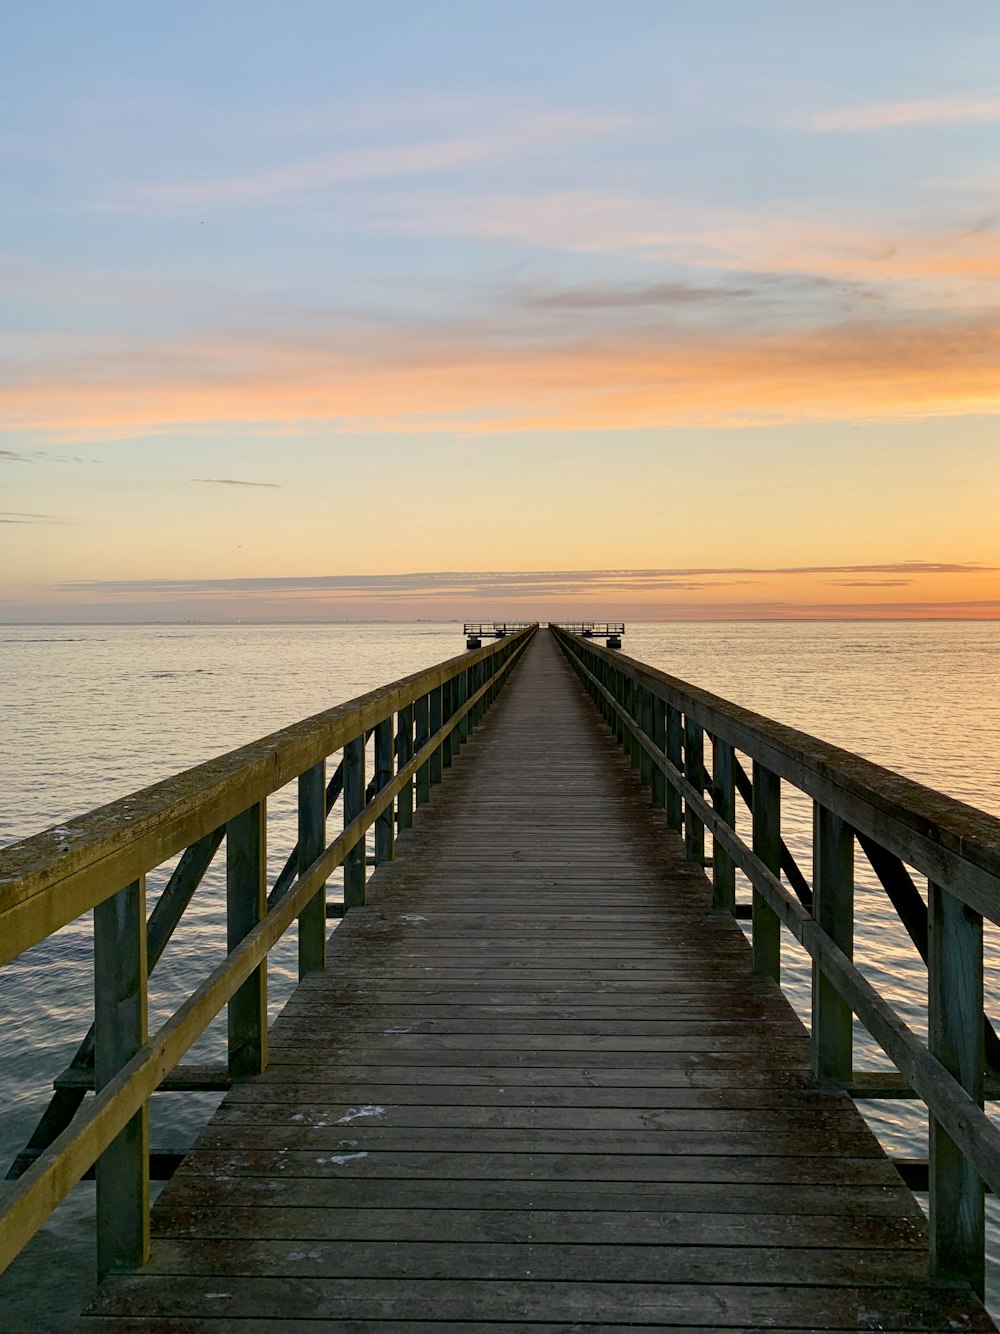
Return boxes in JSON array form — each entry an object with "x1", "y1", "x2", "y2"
[{"x1": 3, "y1": 623, "x2": 1000, "y2": 1329}]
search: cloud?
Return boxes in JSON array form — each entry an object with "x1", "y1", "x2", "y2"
[
  {"x1": 825, "y1": 579, "x2": 912, "y2": 587},
  {"x1": 0, "y1": 449, "x2": 28, "y2": 460},
  {"x1": 810, "y1": 94, "x2": 1000, "y2": 132},
  {"x1": 0, "y1": 510, "x2": 67, "y2": 525},
  {"x1": 111, "y1": 113, "x2": 638, "y2": 212},
  {"x1": 4, "y1": 307, "x2": 1000, "y2": 441},
  {"x1": 194, "y1": 477, "x2": 281, "y2": 488},
  {"x1": 60, "y1": 564, "x2": 995, "y2": 599},
  {"x1": 522, "y1": 280, "x2": 757, "y2": 309},
  {"x1": 381, "y1": 192, "x2": 1000, "y2": 286}
]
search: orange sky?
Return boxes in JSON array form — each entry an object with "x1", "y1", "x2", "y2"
[{"x1": 3, "y1": 6, "x2": 999, "y2": 621}]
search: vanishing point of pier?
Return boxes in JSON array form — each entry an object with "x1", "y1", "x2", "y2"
[{"x1": 3, "y1": 625, "x2": 1000, "y2": 1329}]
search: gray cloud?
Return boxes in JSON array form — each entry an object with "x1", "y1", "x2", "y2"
[
  {"x1": 0, "y1": 510, "x2": 68, "y2": 525},
  {"x1": 516, "y1": 270, "x2": 883, "y2": 319},
  {"x1": 194, "y1": 477, "x2": 282, "y2": 488},
  {"x1": 59, "y1": 563, "x2": 993, "y2": 600},
  {"x1": 523, "y1": 281, "x2": 757, "y2": 309},
  {"x1": 0, "y1": 449, "x2": 28, "y2": 461},
  {"x1": 963, "y1": 212, "x2": 999, "y2": 237}
]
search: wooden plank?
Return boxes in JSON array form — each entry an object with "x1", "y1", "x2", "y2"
[
  {"x1": 83, "y1": 1275, "x2": 994, "y2": 1328},
  {"x1": 151, "y1": 1204, "x2": 927, "y2": 1248}
]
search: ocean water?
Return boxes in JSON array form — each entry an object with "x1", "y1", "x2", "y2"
[{"x1": 1, "y1": 619, "x2": 999, "y2": 1325}]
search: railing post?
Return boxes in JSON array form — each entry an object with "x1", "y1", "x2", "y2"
[
  {"x1": 651, "y1": 693, "x2": 666, "y2": 810},
  {"x1": 397, "y1": 703, "x2": 414, "y2": 830},
  {"x1": 227, "y1": 801, "x2": 267, "y2": 1075},
  {"x1": 928, "y1": 880, "x2": 984, "y2": 1294},
  {"x1": 752, "y1": 762, "x2": 780, "y2": 981},
  {"x1": 94, "y1": 876, "x2": 149, "y2": 1277},
  {"x1": 374, "y1": 717, "x2": 394, "y2": 865},
  {"x1": 811, "y1": 804, "x2": 853, "y2": 1083},
  {"x1": 711, "y1": 737, "x2": 736, "y2": 913},
  {"x1": 343, "y1": 736, "x2": 366, "y2": 908},
  {"x1": 297, "y1": 760, "x2": 327, "y2": 977},
  {"x1": 665, "y1": 704, "x2": 683, "y2": 831},
  {"x1": 614, "y1": 668, "x2": 625, "y2": 746},
  {"x1": 600, "y1": 659, "x2": 613, "y2": 726},
  {"x1": 458, "y1": 668, "x2": 469, "y2": 745},
  {"x1": 415, "y1": 693, "x2": 431, "y2": 806},
  {"x1": 683, "y1": 718, "x2": 705, "y2": 866},
  {"x1": 628, "y1": 679, "x2": 640, "y2": 771},
  {"x1": 429, "y1": 684, "x2": 443, "y2": 785},
  {"x1": 639, "y1": 685, "x2": 653, "y2": 788},
  {"x1": 442, "y1": 677, "x2": 454, "y2": 769}
]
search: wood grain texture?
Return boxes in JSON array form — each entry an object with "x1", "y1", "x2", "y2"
[{"x1": 81, "y1": 632, "x2": 993, "y2": 1331}]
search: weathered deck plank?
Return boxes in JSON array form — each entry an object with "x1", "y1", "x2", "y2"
[{"x1": 81, "y1": 632, "x2": 994, "y2": 1331}]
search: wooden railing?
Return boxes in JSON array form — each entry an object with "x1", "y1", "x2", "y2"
[
  {"x1": 0, "y1": 625, "x2": 536, "y2": 1279},
  {"x1": 552, "y1": 623, "x2": 1000, "y2": 1296}
]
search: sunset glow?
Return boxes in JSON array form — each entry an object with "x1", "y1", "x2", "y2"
[{"x1": 3, "y1": 3, "x2": 999, "y2": 621}]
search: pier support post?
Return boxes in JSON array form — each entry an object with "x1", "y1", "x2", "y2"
[
  {"x1": 811, "y1": 804, "x2": 853, "y2": 1084},
  {"x1": 397, "y1": 703, "x2": 414, "y2": 830},
  {"x1": 711, "y1": 737, "x2": 736, "y2": 913},
  {"x1": 343, "y1": 736, "x2": 366, "y2": 908},
  {"x1": 415, "y1": 694, "x2": 431, "y2": 806},
  {"x1": 374, "y1": 718, "x2": 394, "y2": 864},
  {"x1": 94, "y1": 876, "x2": 149, "y2": 1277},
  {"x1": 297, "y1": 760, "x2": 327, "y2": 977},
  {"x1": 683, "y1": 718, "x2": 705, "y2": 866},
  {"x1": 929, "y1": 881, "x2": 984, "y2": 1295},
  {"x1": 227, "y1": 801, "x2": 268, "y2": 1075},
  {"x1": 752, "y1": 763, "x2": 781, "y2": 982}
]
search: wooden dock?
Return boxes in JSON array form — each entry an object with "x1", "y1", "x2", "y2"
[{"x1": 78, "y1": 632, "x2": 993, "y2": 1331}]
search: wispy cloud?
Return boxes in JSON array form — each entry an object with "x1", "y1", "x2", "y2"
[
  {"x1": 0, "y1": 449, "x2": 29, "y2": 461},
  {"x1": 825, "y1": 579, "x2": 912, "y2": 587},
  {"x1": 380, "y1": 191, "x2": 1000, "y2": 288},
  {"x1": 811, "y1": 93, "x2": 1000, "y2": 132},
  {"x1": 61, "y1": 564, "x2": 995, "y2": 599},
  {"x1": 111, "y1": 113, "x2": 638, "y2": 212},
  {"x1": 194, "y1": 477, "x2": 281, "y2": 488},
  {"x1": 4, "y1": 307, "x2": 1000, "y2": 440},
  {"x1": 0, "y1": 510, "x2": 68, "y2": 525}
]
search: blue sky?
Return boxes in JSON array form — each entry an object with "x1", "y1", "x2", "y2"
[{"x1": 2, "y1": 2, "x2": 999, "y2": 619}]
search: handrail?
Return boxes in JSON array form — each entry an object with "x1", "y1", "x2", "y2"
[
  {"x1": 0, "y1": 625, "x2": 536, "y2": 1279},
  {"x1": 551, "y1": 622, "x2": 997, "y2": 1297}
]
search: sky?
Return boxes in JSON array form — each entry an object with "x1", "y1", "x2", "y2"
[{"x1": 2, "y1": 1, "x2": 999, "y2": 622}]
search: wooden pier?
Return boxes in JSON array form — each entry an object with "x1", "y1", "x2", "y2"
[{"x1": 3, "y1": 626, "x2": 1000, "y2": 1329}]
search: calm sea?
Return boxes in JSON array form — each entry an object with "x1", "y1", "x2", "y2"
[{"x1": 2, "y1": 620, "x2": 999, "y2": 1326}]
